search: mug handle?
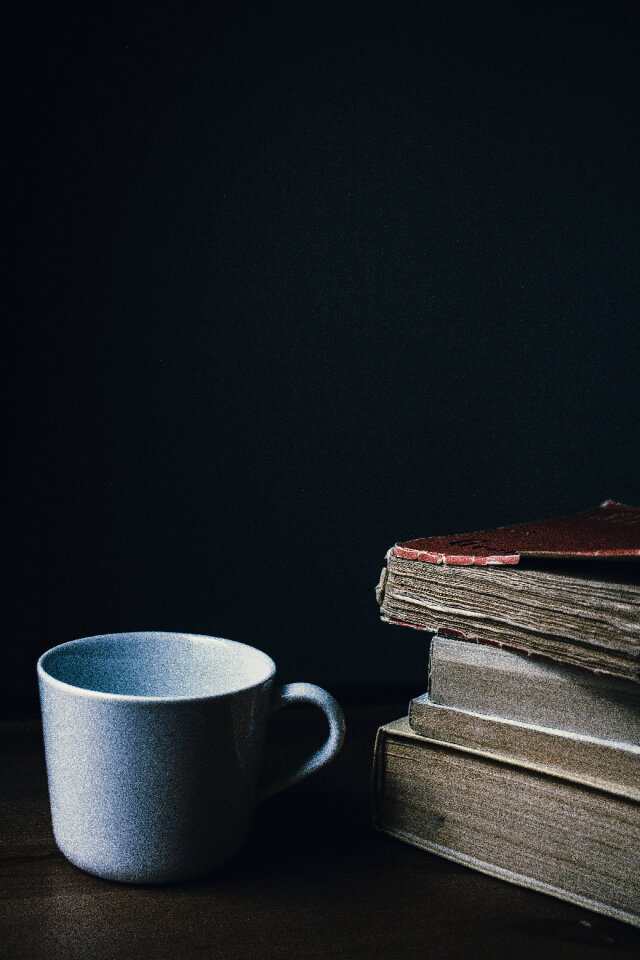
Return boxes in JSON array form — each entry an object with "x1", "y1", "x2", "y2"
[{"x1": 257, "y1": 682, "x2": 346, "y2": 802}]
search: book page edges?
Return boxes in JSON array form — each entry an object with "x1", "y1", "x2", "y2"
[
  {"x1": 375, "y1": 717, "x2": 640, "y2": 800},
  {"x1": 372, "y1": 822, "x2": 640, "y2": 928},
  {"x1": 372, "y1": 718, "x2": 640, "y2": 928},
  {"x1": 408, "y1": 698, "x2": 640, "y2": 800}
]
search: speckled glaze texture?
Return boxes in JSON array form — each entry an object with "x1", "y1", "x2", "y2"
[{"x1": 37, "y1": 632, "x2": 345, "y2": 884}]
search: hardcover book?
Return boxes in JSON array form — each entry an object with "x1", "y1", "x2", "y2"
[
  {"x1": 376, "y1": 502, "x2": 640, "y2": 680},
  {"x1": 373, "y1": 717, "x2": 640, "y2": 927},
  {"x1": 408, "y1": 691, "x2": 640, "y2": 798},
  {"x1": 421, "y1": 635, "x2": 640, "y2": 744}
]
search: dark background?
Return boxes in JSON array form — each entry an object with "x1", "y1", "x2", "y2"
[{"x1": 9, "y1": 0, "x2": 639, "y2": 719}]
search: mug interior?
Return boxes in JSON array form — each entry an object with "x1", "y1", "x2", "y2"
[{"x1": 38, "y1": 632, "x2": 276, "y2": 699}]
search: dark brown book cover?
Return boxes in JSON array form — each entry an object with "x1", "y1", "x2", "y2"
[{"x1": 393, "y1": 501, "x2": 640, "y2": 566}]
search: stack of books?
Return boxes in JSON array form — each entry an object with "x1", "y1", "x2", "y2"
[{"x1": 373, "y1": 501, "x2": 640, "y2": 926}]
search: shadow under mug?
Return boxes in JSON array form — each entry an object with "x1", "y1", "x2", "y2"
[{"x1": 37, "y1": 631, "x2": 346, "y2": 884}]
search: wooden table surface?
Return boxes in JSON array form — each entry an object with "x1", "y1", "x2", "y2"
[{"x1": 2, "y1": 699, "x2": 639, "y2": 960}]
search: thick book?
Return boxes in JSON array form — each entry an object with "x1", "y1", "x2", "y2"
[
  {"x1": 373, "y1": 717, "x2": 640, "y2": 927},
  {"x1": 408, "y1": 693, "x2": 640, "y2": 799},
  {"x1": 376, "y1": 502, "x2": 640, "y2": 681},
  {"x1": 423, "y1": 635, "x2": 640, "y2": 744}
]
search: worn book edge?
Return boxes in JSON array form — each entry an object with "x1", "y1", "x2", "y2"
[
  {"x1": 408, "y1": 695, "x2": 640, "y2": 800},
  {"x1": 372, "y1": 718, "x2": 640, "y2": 928},
  {"x1": 426, "y1": 634, "x2": 640, "y2": 741},
  {"x1": 373, "y1": 823, "x2": 640, "y2": 928},
  {"x1": 374, "y1": 718, "x2": 639, "y2": 800},
  {"x1": 391, "y1": 501, "x2": 640, "y2": 566}
]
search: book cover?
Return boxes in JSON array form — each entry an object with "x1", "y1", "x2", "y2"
[{"x1": 393, "y1": 501, "x2": 640, "y2": 566}]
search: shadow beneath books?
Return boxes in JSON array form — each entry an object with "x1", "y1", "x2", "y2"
[{"x1": 507, "y1": 916, "x2": 640, "y2": 949}]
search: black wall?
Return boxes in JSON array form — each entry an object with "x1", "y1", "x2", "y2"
[{"x1": 9, "y1": 1, "x2": 640, "y2": 718}]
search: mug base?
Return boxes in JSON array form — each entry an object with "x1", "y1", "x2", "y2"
[{"x1": 54, "y1": 833, "x2": 246, "y2": 885}]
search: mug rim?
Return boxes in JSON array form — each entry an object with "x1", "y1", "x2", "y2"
[{"x1": 37, "y1": 631, "x2": 277, "y2": 703}]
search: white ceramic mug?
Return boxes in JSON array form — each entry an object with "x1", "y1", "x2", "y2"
[{"x1": 37, "y1": 631, "x2": 345, "y2": 883}]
